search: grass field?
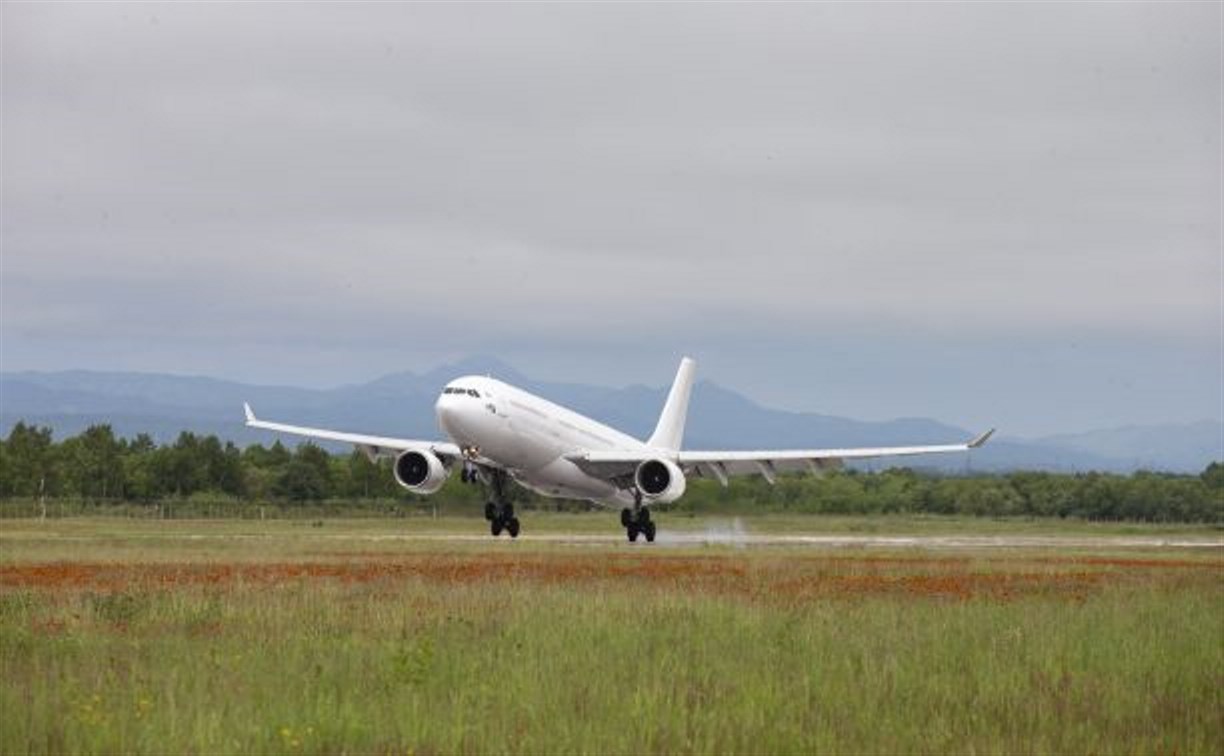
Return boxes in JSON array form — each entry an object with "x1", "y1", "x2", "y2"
[{"x1": 1, "y1": 516, "x2": 1221, "y2": 754}]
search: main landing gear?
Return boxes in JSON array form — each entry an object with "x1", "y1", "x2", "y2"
[
  {"x1": 621, "y1": 491, "x2": 656, "y2": 543},
  {"x1": 475, "y1": 466, "x2": 519, "y2": 539},
  {"x1": 486, "y1": 501, "x2": 520, "y2": 538}
]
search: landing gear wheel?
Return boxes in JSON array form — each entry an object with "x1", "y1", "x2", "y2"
[
  {"x1": 620, "y1": 508, "x2": 632, "y2": 528},
  {"x1": 482, "y1": 469, "x2": 517, "y2": 538},
  {"x1": 627, "y1": 523, "x2": 639, "y2": 543},
  {"x1": 639, "y1": 507, "x2": 652, "y2": 524},
  {"x1": 643, "y1": 521, "x2": 656, "y2": 543}
]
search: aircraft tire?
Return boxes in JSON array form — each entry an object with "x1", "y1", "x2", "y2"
[
  {"x1": 639, "y1": 507, "x2": 651, "y2": 524},
  {"x1": 620, "y1": 508, "x2": 632, "y2": 527},
  {"x1": 644, "y1": 521, "x2": 656, "y2": 543},
  {"x1": 491, "y1": 518, "x2": 503, "y2": 537},
  {"x1": 627, "y1": 524, "x2": 639, "y2": 543},
  {"x1": 507, "y1": 518, "x2": 520, "y2": 538},
  {"x1": 484, "y1": 502, "x2": 496, "y2": 521},
  {"x1": 503, "y1": 503, "x2": 515, "y2": 520}
]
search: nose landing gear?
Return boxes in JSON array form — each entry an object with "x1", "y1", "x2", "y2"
[{"x1": 460, "y1": 458, "x2": 483, "y2": 484}]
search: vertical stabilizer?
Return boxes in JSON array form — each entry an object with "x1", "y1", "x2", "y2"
[{"x1": 647, "y1": 357, "x2": 696, "y2": 451}]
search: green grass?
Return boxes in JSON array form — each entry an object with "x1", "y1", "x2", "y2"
[
  {"x1": 0, "y1": 519, "x2": 1221, "y2": 754},
  {"x1": 3, "y1": 510, "x2": 1221, "y2": 537},
  {"x1": 1, "y1": 513, "x2": 1220, "y2": 565}
]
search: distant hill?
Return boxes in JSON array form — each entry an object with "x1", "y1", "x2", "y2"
[
  {"x1": 1032, "y1": 422, "x2": 1223, "y2": 473},
  {"x1": 2, "y1": 358, "x2": 1219, "y2": 473}
]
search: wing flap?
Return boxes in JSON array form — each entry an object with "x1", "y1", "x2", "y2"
[{"x1": 567, "y1": 453, "x2": 639, "y2": 481}]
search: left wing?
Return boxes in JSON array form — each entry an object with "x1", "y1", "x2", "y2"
[
  {"x1": 243, "y1": 403, "x2": 462, "y2": 462},
  {"x1": 569, "y1": 429, "x2": 994, "y2": 486}
]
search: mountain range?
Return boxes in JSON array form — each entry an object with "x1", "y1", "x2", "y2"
[{"x1": 1, "y1": 357, "x2": 1219, "y2": 473}]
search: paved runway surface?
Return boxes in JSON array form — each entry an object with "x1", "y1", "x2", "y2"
[
  {"x1": 388, "y1": 532, "x2": 1224, "y2": 549},
  {"x1": 24, "y1": 530, "x2": 1216, "y2": 550}
]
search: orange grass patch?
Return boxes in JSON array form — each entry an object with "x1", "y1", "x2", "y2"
[
  {"x1": 771, "y1": 571, "x2": 1108, "y2": 602},
  {"x1": 1025, "y1": 556, "x2": 1224, "y2": 570},
  {"x1": 3, "y1": 553, "x2": 1216, "y2": 603}
]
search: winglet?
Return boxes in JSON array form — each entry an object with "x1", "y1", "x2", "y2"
[
  {"x1": 968, "y1": 428, "x2": 995, "y2": 448},
  {"x1": 243, "y1": 402, "x2": 256, "y2": 424}
]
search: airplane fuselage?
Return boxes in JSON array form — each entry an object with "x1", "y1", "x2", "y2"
[{"x1": 435, "y1": 375, "x2": 646, "y2": 505}]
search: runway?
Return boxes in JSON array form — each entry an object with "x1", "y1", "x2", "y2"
[
  {"x1": 356, "y1": 532, "x2": 1224, "y2": 550},
  {"x1": 26, "y1": 530, "x2": 1214, "y2": 550}
]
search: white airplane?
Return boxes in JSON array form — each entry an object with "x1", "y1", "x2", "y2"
[{"x1": 243, "y1": 357, "x2": 992, "y2": 542}]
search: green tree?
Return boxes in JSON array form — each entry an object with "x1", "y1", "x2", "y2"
[
  {"x1": 69, "y1": 424, "x2": 125, "y2": 500},
  {"x1": 1201, "y1": 461, "x2": 1224, "y2": 490},
  {"x1": 122, "y1": 434, "x2": 160, "y2": 501},
  {"x1": 346, "y1": 451, "x2": 395, "y2": 499},
  {"x1": 152, "y1": 432, "x2": 208, "y2": 496},
  {"x1": 276, "y1": 443, "x2": 332, "y2": 501},
  {"x1": 2, "y1": 423, "x2": 59, "y2": 498},
  {"x1": 192, "y1": 435, "x2": 245, "y2": 496},
  {"x1": 217, "y1": 442, "x2": 246, "y2": 497}
]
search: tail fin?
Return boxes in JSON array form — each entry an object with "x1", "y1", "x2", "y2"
[{"x1": 647, "y1": 357, "x2": 696, "y2": 451}]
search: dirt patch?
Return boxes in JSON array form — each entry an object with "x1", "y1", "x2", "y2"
[
  {"x1": 771, "y1": 571, "x2": 1109, "y2": 602},
  {"x1": 0, "y1": 554, "x2": 744, "y2": 591},
  {"x1": 5, "y1": 551, "x2": 1208, "y2": 604}
]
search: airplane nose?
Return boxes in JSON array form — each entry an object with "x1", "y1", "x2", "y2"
[{"x1": 435, "y1": 394, "x2": 461, "y2": 436}]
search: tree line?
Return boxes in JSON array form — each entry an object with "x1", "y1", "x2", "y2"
[
  {"x1": 1, "y1": 422, "x2": 1220, "y2": 523},
  {"x1": 0, "y1": 423, "x2": 403, "y2": 503}
]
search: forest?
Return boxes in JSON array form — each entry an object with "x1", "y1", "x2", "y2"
[{"x1": 1, "y1": 422, "x2": 1220, "y2": 522}]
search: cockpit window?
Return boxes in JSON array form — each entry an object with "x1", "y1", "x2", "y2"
[{"x1": 443, "y1": 387, "x2": 481, "y2": 398}]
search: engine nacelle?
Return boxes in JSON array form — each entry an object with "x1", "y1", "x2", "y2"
[
  {"x1": 634, "y1": 458, "x2": 686, "y2": 503},
  {"x1": 393, "y1": 450, "x2": 449, "y2": 494}
]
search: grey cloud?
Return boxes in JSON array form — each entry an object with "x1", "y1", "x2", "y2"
[{"x1": 2, "y1": 2, "x2": 1219, "y2": 435}]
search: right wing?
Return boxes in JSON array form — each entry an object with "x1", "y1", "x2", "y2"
[
  {"x1": 243, "y1": 402, "x2": 462, "y2": 462},
  {"x1": 569, "y1": 429, "x2": 994, "y2": 486},
  {"x1": 677, "y1": 430, "x2": 993, "y2": 483}
]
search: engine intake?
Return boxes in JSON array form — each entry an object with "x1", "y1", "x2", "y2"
[
  {"x1": 635, "y1": 458, "x2": 686, "y2": 503},
  {"x1": 393, "y1": 450, "x2": 449, "y2": 494}
]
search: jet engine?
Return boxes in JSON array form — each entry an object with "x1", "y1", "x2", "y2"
[
  {"x1": 634, "y1": 458, "x2": 686, "y2": 503},
  {"x1": 393, "y1": 450, "x2": 449, "y2": 494}
]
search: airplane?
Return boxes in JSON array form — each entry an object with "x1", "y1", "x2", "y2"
[{"x1": 242, "y1": 357, "x2": 993, "y2": 542}]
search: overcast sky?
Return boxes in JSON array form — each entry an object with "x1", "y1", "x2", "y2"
[{"x1": 2, "y1": 2, "x2": 1220, "y2": 437}]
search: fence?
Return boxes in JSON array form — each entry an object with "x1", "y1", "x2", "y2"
[{"x1": 0, "y1": 498, "x2": 451, "y2": 520}]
